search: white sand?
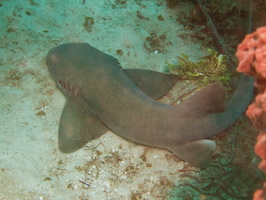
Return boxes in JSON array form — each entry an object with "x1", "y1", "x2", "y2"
[{"x1": 0, "y1": 0, "x2": 209, "y2": 199}]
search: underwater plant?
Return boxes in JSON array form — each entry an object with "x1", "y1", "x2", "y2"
[
  {"x1": 236, "y1": 26, "x2": 266, "y2": 200},
  {"x1": 165, "y1": 49, "x2": 235, "y2": 86}
]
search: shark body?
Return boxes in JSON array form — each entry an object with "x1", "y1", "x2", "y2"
[{"x1": 46, "y1": 43, "x2": 253, "y2": 167}]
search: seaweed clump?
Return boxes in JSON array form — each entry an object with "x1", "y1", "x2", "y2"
[{"x1": 165, "y1": 49, "x2": 235, "y2": 86}]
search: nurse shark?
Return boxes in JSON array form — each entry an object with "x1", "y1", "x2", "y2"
[{"x1": 46, "y1": 43, "x2": 253, "y2": 168}]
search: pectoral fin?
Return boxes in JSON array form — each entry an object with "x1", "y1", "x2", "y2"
[
  {"x1": 171, "y1": 139, "x2": 216, "y2": 168},
  {"x1": 58, "y1": 97, "x2": 108, "y2": 153}
]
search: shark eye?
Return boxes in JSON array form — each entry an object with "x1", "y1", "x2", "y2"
[{"x1": 46, "y1": 53, "x2": 59, "y2": 68}]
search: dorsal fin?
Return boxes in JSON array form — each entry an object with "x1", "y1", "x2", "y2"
[
  {"x1": 176, "y1": 83, "x2": 226, "y2": 118},
  {"x1": 123, "y1": 69, "x2": 179, "y2": 100}
]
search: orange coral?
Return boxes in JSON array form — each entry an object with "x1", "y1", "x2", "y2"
[
  {"x1": 253, "y1": 188, "x2": 266, "y2": 200},
  {"x1": 236, "y1": 26, "x2": 266, "y2": 200},
  {"x1": 246, "y1": 94, "x2": 266, "y2": 132},
  {"x1": 237, "y1": 27, "x2": 266, "y2": 87},
  {"x1": 256, "y1": 134, "x2": 266, "y2": 171}
]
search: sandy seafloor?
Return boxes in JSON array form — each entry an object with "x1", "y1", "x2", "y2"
[{"x1": 0, "y1": 0, "x2": 263, "y2": 199}]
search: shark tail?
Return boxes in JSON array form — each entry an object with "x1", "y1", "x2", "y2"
[{"x1": 205, "y1": 74, "x2": 254, "y2": 137}]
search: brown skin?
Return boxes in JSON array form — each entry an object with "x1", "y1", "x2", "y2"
[{"x1": 46, "y1": 43, "x2": 253, "y2": 167}]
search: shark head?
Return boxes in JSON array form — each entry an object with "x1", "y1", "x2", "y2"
[{"x1": 46, "y1": 43, "x2": 86, "y2": 96}]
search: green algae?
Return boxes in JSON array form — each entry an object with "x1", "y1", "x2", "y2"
[{"x1": 164, "y1": 49, "x2": 235, "y2": 87}]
